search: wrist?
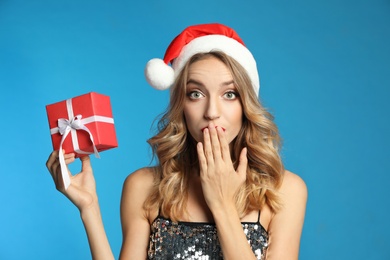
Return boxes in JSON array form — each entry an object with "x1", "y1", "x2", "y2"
[
  {"x1": 79, "y1": 200, "x2": 101, "y2": 221},
  {"x1": 211, "y1": 202, "x2": 238, "y2": 220}
]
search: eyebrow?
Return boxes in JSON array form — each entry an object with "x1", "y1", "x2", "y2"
[
  {"x1": 186, "y1": 79, "x2": 235, "y2": 88},
  {"x1": 186, "y1": 79, "x2": 204, "y2": 87}
]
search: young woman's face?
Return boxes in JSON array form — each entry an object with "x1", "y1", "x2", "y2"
[{"x1": 183, "y1": 56, "x2": 243, "y2": 144}]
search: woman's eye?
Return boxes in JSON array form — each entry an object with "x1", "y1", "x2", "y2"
[
  {"x1": 223, "y1": 91, "x2": 238, "y2": 100},
  {"x1": 187, "y1": 91, "x2": 204, "y2": 99}
]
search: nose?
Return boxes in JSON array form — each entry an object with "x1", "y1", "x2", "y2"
[{"x1": 204, "y1": 98, "x2": 220, "y2": 121}]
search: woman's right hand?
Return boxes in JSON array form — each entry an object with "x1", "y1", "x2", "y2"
[
  {"x1": 46, "y1": 150, "x2": 98, "y2": 212},
  {"x1": 46, "y1": 151, "x2": 115, "y2": 259}
]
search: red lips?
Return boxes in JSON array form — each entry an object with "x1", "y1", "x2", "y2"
[{"x1": 201, "y1": 126, "x2": 226, "y2": 132}]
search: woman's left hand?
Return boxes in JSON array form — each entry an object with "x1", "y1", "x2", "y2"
[{"x1": 197, "y1": 123, "x2": 248, "y2": 213}]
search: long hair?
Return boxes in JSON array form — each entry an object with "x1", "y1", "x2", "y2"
[{"x1": 145, "y1": 51, "x2": 284, "y2": 221}]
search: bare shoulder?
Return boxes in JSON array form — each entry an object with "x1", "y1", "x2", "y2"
[
  {"x1": 266, "y1": 170, "x2": 307, "y2": 258},
  {"x1": 121, "y1": 166, "x2": 157, "y2": 220},
  {"x1": 279, "y1": 170, "x2": 308, "y2": 200},
  {"x1": 119, "y1": 168, "x2": 158, "y2": 259},
  {"x1": 123, "y1": 167, "x2": 156, "y2": 191}
]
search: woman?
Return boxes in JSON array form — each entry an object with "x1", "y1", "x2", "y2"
[{"x1": 46, "y1": 23, "x2": 307, "y2": 259}]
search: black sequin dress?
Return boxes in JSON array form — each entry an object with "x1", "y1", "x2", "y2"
[{"x1": 148, "y1": 212, "x2": 268, "y2": 259}]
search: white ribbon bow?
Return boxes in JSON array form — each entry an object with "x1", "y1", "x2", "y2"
[{"x1": 58, "y1": 115, "x2": 83, "y2": 135}]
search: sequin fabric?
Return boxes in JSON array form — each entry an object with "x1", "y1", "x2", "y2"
[{"x1": 148, "y1": 215, "x2": 268, "y2": 259}]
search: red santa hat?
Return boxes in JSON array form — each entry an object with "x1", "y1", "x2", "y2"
[{"x1": 144, "y1": 23, "x2": 260, "y2": 96}]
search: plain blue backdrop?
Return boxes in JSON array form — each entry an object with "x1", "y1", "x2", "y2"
[{"x1": 1, "y1": 0, "x2": 389, "y2": 259}]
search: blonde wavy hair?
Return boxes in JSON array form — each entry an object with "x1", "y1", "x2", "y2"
[{"x1": 145, "y1": 51, "x2": 284, "y2": 221}]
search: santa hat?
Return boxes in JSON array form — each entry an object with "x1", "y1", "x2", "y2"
[{"x1": 144, "y1": 23, "x2": 260, "y2": 96}]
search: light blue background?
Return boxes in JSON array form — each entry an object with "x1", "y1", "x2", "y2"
[{"x1": 1, "y1": 0, "x2": 389, "y2": 259}]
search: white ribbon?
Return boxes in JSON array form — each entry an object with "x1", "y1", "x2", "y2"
[{"x1": 50, "y1": 98, "x2": 114, "y2": 189}]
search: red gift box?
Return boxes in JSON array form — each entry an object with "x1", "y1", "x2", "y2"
[{"x1": 46, "y1": 92, "x2": 118, "y2": 158}]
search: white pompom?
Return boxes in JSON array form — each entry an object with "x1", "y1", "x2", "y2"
[{"x1": 144, "y1": 58, "x2": 175, "y2": 90}]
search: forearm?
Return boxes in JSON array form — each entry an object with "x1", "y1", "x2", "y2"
[
  {"x1": 80, "y1": 203, "x2": 114, "y2": 260},
  {"x1": 213, "y1": 204, "x2": 257, "y2": 260}
]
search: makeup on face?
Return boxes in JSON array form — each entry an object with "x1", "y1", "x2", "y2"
[{"x1": 183, "y1": 57, "x2": 243, "y2": 144}]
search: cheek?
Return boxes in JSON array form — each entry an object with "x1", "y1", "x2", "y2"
[
  {"x1": 184, "y1": 109, "x2": 204, "y2": 142},
  {"x1": 183, "y1": 107, "x2": 193, "y2": 126},
  {"x1": 227, "y1": 104, "x2": 243, "y2": 122},
  {"x1": 183, "y1": 109, "x2": 197, "y2": 131},
  {"x1": 183, "y1": 104, "x2": 201, "y2": 123}
]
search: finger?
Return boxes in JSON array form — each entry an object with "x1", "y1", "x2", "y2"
[
  {"x1": 202, "y1": 128, "x2": 214, "y2": 163},
  {"x1": 64, "y1": 153, "x2": 76, "y2": 165},
  {"x1": 46, "y1": 149, "x2": 67, "y2": 169},
  {"x1": 49, "y1": 156, "x2": 67, "y2": 191},
  {"x1": 217, "y1": 126, "x2": 230, "y2": 161},
  {"x1": 236, "y1": 147, "x2": 248, "y2": 176},
  {"x1": 197, "y1": 142, "x2": 207, "y2": 173},
  {"x1": 54, "y1": 165, "x2": 65, "y2": 191},
  {"x1": 46, "y1": 150, "x2": 59, "y2": 170},
  {"x1": 208, "y1": 124, "x2": 221, "y2": 159},
  {"x1": 64, "y1": 157, "x2": 75, "y2": 165},
  {"x1": 49, "y1": 159, "x2": 60, "y2": 184},
  {"x1": 50, "y1": 150, "x2": 73, "y2": 191},
  {"x1": 80, "y1": 155, "x2": 92, "y2": 172},
  {"x1": 46, "y1": 151, "x2": 61, "y2": 183}
]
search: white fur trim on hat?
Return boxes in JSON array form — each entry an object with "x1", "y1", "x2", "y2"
[{"x1": 172, "y1": 34, "x2": 259, "y2": 96}]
